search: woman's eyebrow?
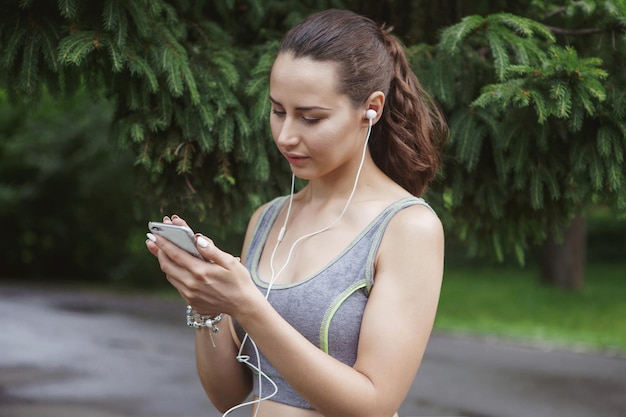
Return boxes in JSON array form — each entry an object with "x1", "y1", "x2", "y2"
[{"x1": 269, "y1": 95, "x2": 332, "y2": 112}]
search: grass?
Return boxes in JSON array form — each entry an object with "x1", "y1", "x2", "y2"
[{"x1": 435, "y1": 262, "x2": 626, "y2": 355}]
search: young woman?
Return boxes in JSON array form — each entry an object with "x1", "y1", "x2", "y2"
[{"x1": 146, "y1": 8, "x2": 448, "y2": 417}]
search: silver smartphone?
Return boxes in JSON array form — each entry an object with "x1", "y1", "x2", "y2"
[{"x1": 147, "y1": 221, "x2": 203, "y2": 259}]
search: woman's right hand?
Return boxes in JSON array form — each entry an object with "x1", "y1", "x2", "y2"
[{"x1": 145, "y1": 215, "x2": 261, "y2": 317}]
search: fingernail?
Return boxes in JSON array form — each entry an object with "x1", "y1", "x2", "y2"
[
  {"x1": 197, "y1": 236, "x2": 209, "y2": 248},
  {"x1": 146, "y1": 233, "x2": 157, "y2": 242},
  {"x1": 172, "y1": 214, "x2": 180, "y2": 219}
]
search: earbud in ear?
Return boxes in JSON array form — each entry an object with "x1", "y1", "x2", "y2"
[{"x1": 365, "y1": 109, "x2": 377, "y2": 120}]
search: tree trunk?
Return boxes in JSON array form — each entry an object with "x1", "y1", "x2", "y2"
[{"x1": 540, "y1": 214, "x2": 587, "y2": 290}]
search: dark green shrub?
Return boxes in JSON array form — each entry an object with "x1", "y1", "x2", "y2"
[{"x1": 0, "y1": 92, "x2": 161, "y2": 284}]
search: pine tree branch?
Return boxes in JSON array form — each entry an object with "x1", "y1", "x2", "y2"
[
  {"x1": 541, "y1": 6, "x2": 611, "y2": 37},
  {"x1": 545, "y1": 25, "x2": 605, "y2": 36},
  {"x1": 543, "y1": 7, "x2": 567, "y2": 20}
]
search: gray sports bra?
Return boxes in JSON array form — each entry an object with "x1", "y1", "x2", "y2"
[{"x1": 234, "y1": 195, "x2": 433, "y2": 409}]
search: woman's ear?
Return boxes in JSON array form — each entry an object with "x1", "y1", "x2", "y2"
[{"x1": 364, "y1": 91, "x2": 385, "y2": 124}]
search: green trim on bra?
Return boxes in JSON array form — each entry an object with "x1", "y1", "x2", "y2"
[{"x1": 319, "y1": 280, "x2": 368, "y2": 353}]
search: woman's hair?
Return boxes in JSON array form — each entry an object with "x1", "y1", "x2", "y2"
[{"x1": 278, "y1": 9, "x2": 448, "y2": 196}]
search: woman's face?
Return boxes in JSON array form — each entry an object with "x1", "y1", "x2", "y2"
[{"x1": 269, "y1": 53, "x2": 368, "y2": 181}]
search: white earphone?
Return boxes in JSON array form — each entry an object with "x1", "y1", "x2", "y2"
[{"x1": 365, "y1": 109, "x2": 377, "y2": 120}]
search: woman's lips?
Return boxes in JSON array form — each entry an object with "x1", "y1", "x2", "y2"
[{"x1": 285, "y1": 153, "x2": 309, "y2": 166}]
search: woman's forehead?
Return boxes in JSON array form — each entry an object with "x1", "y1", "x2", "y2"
[{"x1": 270, "y1": 53, "x2": 342, "y2": 104}]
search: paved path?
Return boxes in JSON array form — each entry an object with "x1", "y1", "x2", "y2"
[{"x1": 1, "y1": 284, "x2": 625, "y2": 417}]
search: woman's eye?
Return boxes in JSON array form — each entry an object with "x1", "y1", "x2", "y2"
[
  {"x1": 271, "y1": 109, "x2": 321, "y2": 124},
  {"x1": 302, "y1": 117, "x2": 320, "y2": 124}
]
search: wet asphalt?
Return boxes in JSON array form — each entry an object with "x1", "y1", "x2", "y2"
[{"x1": 1, "y1": 283, "x2": 625, "y2": 417}]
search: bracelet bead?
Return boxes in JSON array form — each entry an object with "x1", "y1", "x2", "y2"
[{"x1": 186, "y1": 305, "x2": 223, "y2": 347}]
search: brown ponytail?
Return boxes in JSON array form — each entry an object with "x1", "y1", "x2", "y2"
[
  {"x1": 369, "y1": 27, "x2": 448, "y2": 196},
  {"x1": 279, "y1": 9, "x2": 448, "y2": 196}
]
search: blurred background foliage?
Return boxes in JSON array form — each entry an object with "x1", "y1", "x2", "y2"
[
  {"x1": 0, "y1": 0, "x2": 625, "y2": 289},
  {"x1": 0, "y1": 89, "x2": 623, "y2": 287},
  {"x1": 0, "y1": 91, "x2": 155, "y2": 284}
]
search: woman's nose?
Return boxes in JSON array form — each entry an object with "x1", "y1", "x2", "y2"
[{"x1": 275, "y1": 118, "x2": 299, "y2": 147}]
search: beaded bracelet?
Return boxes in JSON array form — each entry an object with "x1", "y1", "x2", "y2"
[{"x1": 186, "y1": 305, "x2": 222, "y2": 347}]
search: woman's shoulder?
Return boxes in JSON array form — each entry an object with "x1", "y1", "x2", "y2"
[
  {"x1": 374, "y1": 197, "x2": 444, "y2": 285},
  {"x1": 241, "y1": 195, "x2": 288, "y2": 257},
  {"x1": 245, "y1": 196, "x2": 285, "y2": 232},
  {"x1": 381, "y1": 196, "x2": 443, "y2": 249}
]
